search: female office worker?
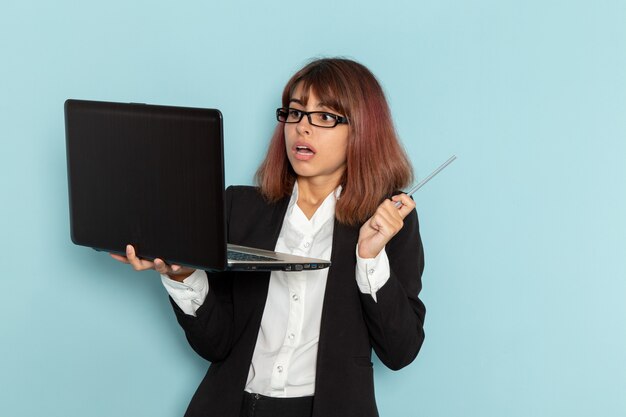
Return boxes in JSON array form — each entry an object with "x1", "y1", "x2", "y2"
[{"x1": 111, "y1": 57, "x2": 426, "y2": 417}]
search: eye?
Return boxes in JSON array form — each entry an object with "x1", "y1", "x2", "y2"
[
  {"x1": 319, "y1": 112, "x2": 338, "y2": 122},
  {"x1": 288, "y1": 108, "x2": 303, "y2": 119},
  {"x1": 277, "y1": 108, "x2": 289, "y2": 119},
  {"x1": 312, "y1": 112, "x2": 340, "y2": 126}
]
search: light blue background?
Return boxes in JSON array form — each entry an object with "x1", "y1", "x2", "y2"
[{"x1": 1, "y1": 1, "x2": 625, "y2": 416}]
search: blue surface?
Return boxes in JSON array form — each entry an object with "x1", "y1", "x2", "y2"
[{"x1": 1, "y1": 1, "x2": 625, "y2": 416}]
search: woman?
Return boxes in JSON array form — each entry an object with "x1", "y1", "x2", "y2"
[{"x1": 111, "y1": 57, "x2": 426, "y2": 417}]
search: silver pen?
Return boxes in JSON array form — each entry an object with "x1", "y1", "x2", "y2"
[{"x1": 394, "y1": 155, "x2": 457, "y2": 207}]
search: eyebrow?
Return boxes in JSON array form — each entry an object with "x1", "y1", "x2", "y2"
[
  {"x1": 288, "y1": 98, "x2": 331, "y2": 110},
  {"x1": 288, "y1": 98, "x2": 304, "y2": 106}
]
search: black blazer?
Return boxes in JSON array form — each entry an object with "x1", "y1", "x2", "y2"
[{"x1": 170, "y1": 186, "x2": 426, "y2": 417}]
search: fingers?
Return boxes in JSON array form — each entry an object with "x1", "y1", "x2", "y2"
[
  {"x1": 153, "y1": 258, "x2": 182, "y2": 274},
  {"x1": 358, "y1": 200, "x2": 405, "y2": 258},
  {"x1": 153, "y1": 258, "x2": 170, "y2": 274},
  {"x1": 383, "y1": 200, "x2": 404, "y2": 228},
  {"x1": 125, "y1": 244, "x2": 155, "y2": 271},
  {"x1": 111, "y1": 245, "x2": 191, "y2": 278},
  {"x1": 368, "y1": 200, "x2": 404, "y2": 236},
  {"x1": 391, "y1": 193, "x2": 416, "y2": 219},
  {"x1": 364, "y1": 196, "x2": 411, "y2": 237},
  {"x1": 110, "y1": 253, "x2": 130, "y2": 263}
]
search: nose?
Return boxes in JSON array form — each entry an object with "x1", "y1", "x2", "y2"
[{"x1": 295, "y1": 113, "x2": 312, "y2": 135}]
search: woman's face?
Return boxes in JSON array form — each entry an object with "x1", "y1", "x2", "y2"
[{"x1": 284, "y1": 83, "x2": 350, "y2": 187}]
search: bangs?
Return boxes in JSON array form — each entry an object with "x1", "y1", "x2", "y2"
[{"x1": 283, "y1": 65, "x2": 350, "y2": 117}]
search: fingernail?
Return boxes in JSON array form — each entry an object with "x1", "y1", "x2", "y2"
[
  {"x1": 172, "y1": 265, "x2": 180, "y2": 272},
  {"x1": 126, "y1": 245, "x2": 132, "y2": 254}
]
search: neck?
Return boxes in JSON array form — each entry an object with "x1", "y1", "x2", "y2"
[
  {"x1": 295, "y1": 175, "x2": 341, "y2": 219},
  {"x1": 296, "y1": 176, "x2": 340, "y2": 205}
]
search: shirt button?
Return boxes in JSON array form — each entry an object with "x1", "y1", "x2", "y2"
[
  {"x1": 304, "y1": 242, "x2": 310, "y2": 248},
  {"x1": 292, "y1": 294, "x2": 299, "y2": 301},
  {"x1": 368, "y1": 268, "x2": 375, "y2": 275},
  {"x1": 186, "y1": 287, "x2": 195, "y2": 292},
  {"x1": 288, "y1": 333, "x2": 295, "y2": 340},
  {"x1": 277, "y1": 365, "x2": 283, "y2": 373}
]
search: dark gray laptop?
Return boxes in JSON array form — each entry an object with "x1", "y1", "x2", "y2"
[{"x1": 64, "y1": 99, "x2": 331, "y2": 272}]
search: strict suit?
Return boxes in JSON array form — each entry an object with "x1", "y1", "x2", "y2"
[{"x1": 170, "y1": 186, "x2": 426, "y2": 417}]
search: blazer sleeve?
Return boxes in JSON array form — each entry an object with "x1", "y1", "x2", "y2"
[
  {"x1": 169, "y1": 186, "x2": 237, "y2": 363},
  {"x1": 359, "y1": 208, "x2": 426, "y2": 370}
]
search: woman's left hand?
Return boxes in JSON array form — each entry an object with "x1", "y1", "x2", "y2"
[{"x1": 357, "y1": 193, "x2": 416, "y2": 259}]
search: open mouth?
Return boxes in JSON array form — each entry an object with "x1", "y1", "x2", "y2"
[{"x1": 295, "y1": 145, "x2": 315, "y2": 156}]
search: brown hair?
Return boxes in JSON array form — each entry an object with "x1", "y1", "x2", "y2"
[{"x1": 255, "y1": 57, "x2": 413, "y2": 226}]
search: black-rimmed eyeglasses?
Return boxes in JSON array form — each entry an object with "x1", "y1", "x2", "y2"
[{"x1": 276, "y1": 108, "x2": 349, "y2": 128}]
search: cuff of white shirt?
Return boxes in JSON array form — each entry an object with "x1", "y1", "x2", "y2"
[
  {"x1": 160, "y1": 269, "x2": 209, "y2": 317},
  {"x1": 355, "y1": 245, "x2": 391, "y2": 302}
]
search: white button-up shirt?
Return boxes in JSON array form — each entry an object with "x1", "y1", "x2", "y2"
[{"x1": 162, "y1": 182, "x2": 390, "y2": 397}]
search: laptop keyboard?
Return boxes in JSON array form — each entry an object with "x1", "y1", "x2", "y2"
[{"x1": 227, "y1": 250, "x2": 279, "y2": 262}]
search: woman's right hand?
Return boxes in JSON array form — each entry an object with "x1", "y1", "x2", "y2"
[{"x1": 110, "y1": 244, "x2": 196, "y2": 282}]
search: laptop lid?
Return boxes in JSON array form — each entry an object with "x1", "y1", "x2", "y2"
[{"x1": 65, "y1": 99, "x2": 228, "y2": 271}]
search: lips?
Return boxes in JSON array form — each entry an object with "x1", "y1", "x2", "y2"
[{"x1": 292, "y1": 142, "x2": 316, "y2": 160}]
